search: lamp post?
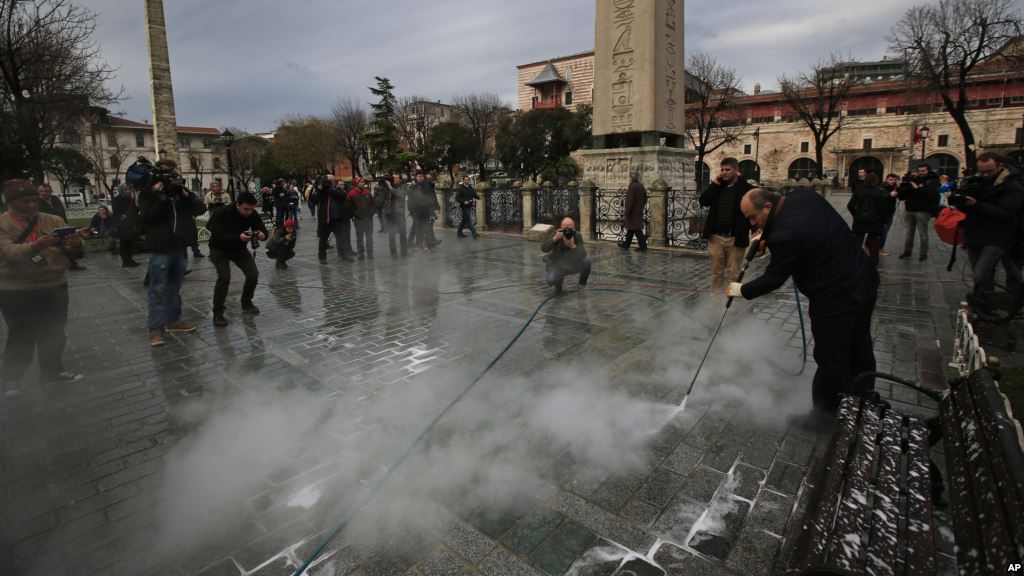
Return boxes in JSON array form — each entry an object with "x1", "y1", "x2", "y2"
[
  {"x1": 1017, "y1": 113, "x2": 1023, "y2": 165},
  {"x1": 220, "y1": 129, "x2": 235, "y2": 201},
  {"x1": 919, "y1": 125, "x2": 930, "y2": 162},
  {"x1": 753, "y1": 127, "x2": 761, "y2": 182}
]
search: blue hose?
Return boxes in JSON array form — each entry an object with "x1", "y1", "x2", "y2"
[{"x1": 290, "y1": 288, "x2": 667, "y2": 575}]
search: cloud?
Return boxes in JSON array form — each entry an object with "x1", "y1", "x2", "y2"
[{"x1": 88, "y1": 0, "x2": 923, "y2": 131}]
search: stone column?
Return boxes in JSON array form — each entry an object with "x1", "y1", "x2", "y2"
[
  {"x1": 648, "y1": 179, "x2": 669, "y2": 248},
  {"x1": 521, "y1": 180, "x2": 537, "y2": 231},
  {"x1": 579, "y1": 180, "x2": 597, "y2": 242},
  {"x1": 474, "y1": 181, "x2": 489, "y2": 231},
  {"x1": 145, "y1": 0, "x2": 178, "y2": 158},
  {"x1": 435, "y1": 182, "x2": 450, "y2": 229}
]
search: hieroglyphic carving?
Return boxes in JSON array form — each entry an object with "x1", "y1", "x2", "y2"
[
  {"x1": 663, "y1": 0, "x2": 679, "y2": 130},
  {"x1": 610, "y1": 0, "x2": 635, "y2": 133}
]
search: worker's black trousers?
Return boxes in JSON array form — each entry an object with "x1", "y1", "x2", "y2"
[{"x1": 809, "y1": 297, "x2": 877, "y2": 414}]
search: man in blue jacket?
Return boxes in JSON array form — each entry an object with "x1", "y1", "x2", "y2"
[{"x1": 729, "y1": 188, "x2": 880, "y2": 418}]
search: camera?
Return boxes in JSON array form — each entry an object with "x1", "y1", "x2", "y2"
[
  {"x1": 125, "y1": 156, "x2": 186, "y2": 196},
  {"x1": 947, "y1": 193, "x2": 969, "y2": 208},
  {"x1": 562, "y1": 227, "x2": 575, "y2": 240},
  {"x1": 248, "y1": 228, "x2": 260, "y2": 250}
]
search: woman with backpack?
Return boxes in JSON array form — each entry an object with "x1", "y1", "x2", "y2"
[{"x1": 847, "y1": 171, "x2": 887, "y2": 266}]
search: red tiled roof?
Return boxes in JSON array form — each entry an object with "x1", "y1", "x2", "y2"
[{"x1": 105, "y1": 116, "x2": 219, "y2": 134}]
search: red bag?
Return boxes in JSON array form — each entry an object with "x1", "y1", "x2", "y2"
[{"x1": 934, "y1": 207, "x2": 966, "y2": 245}]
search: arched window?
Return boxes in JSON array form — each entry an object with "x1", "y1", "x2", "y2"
[
  {"x1": 788, "y1": 158, "x2": 818, "y2": 180},
  {"x1": 927, "y1": 153, "x2": 960, "y2": 179},
  {"x1": 738, "y1": 160, "x2": 760, "y2": 182},
  {"x1": 696, "y1": 161, "x2": 711, "y2": 189}
]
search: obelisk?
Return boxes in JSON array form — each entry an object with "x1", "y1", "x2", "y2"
[
  {"x1": 145, "y1": 0, "x2": 178, "y2": 159},
  {"x1": 581, "y1": 0, "x2": 694, "y2": 193}
]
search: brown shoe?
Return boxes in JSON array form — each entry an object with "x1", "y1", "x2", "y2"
[
  {"x1": 166, "y1": 321, "x2": 196, "y2": 333},
  {"x1": 213, "y1": 314, "x2": 228, "y2": 327},
  {"x1": 149, "y1": 331, "x2": 166, "y2": 347}
]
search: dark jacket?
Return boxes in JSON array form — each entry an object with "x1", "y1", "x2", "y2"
[
  {"x1": 272, "y1": 185, "x2": 289, "y2": 208},
  {"x1": 38, "y1": 195, "x2": 68, "y2": 224},
  {"x1": 138, "y1": 187, "x2": 207, "y2": 252},
  {"x1": 408, "y1": 181, "x2": 439, "y2": 217},
  {"x1": 206, "y1": 205, "x2": 269, "y2": 254},
  {"x1": 741, "y1": 188, "x2": 879, "y2": 318},
  {"x1": 346, "y1": 187, "x2": 375, "y2": 220},
  {"x1": 266, "y1": 227, "x2": 296, "y2": 259},
  {"x1": 847, "y1": 183, "x2": 888, "y2": 235},
  {"x1": 881, "y1": 183, "x2": 899, "y2": 221},
  {"x1": 699, "y1": 177, "x2": 753, "y2": 247},
  {"x1": 897, "y1": 172, "x2": 940, "y2": 213},
  {"x1": 314, "y1": 181, "x2": 350, "y2": 224},
  {"x1": 89, "y1": 213, "x2": 113, "y2": 237},
  {"x1": 960, "y1": 168, "x2": 1024, "y2": 249},
  {"x1": 111, "y1": 194, "x2": 139, "y2": 239},
  {"x1": 624, "y1": 182, "x2": 647, "y2": 231},
  {"x1": 383, "y1": 185, "x2": 406, "y2": 217},
  {"x1": 541, "y1": 228, "x2": 587, "y2": 272},
  {"x1": 455, "y1": 183, "x2": 479, "y2": 207}
]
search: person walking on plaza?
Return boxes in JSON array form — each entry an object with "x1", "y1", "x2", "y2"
[
  {"x1": 314, "y1": 175, "x2": 353, "y2": 264},
  {"x1": 0, "y1": 179, "x2": 86, "y2": 394},
  {"x1": 112, "y1": 183, "x2": 141, "y2": 268},
  {"x1": 139, "y1": 159, "x2": 207, "y2": 346},
  {"x1": 699, "y1": 157, "x2": 753, "y2": 293},
  {"x1": 730, "y1": 187, "x2": 879, "y2": 420},
  {"x1": 204, "y1": 181, "x2": 231, "y2": 214},
  {"x1": 36, "y1": 183, "x2": 85, "y2": 271},
  {"x1": 542, "y1": 216, "x2": 591, "y2": 296},
  {"x1": 847, "y1": 170, "x2": 887, "y2": 266},
  {"x1": 266, "y1": 219, "x2": 297, "y2": 270},
  {"x1": 383, "y1": 175, "x2": 408, "y2": 257},
  {"x1": 304, "y1": 178, "x2": 317, "y2": 219},
  {"x1": 347, "y1": 177, "x2": 376, "y2": 259},
  {"x1": 878, "y1": 174, "x2": 900, "y2": 256},
  {"x1": 408, "y1": 171, "x2": 441, "y2": 251},
  {"x1": 455, "y1": 175, "x2": 480, "y2": 239},
  {"x1": 618, "y1": 172, "x2": 647, "y2": 252},
  {"x1": 206, "y1": 192, "x2": 267, "y2": 327},
  {"x1": 897, "y1": 163, "x2": 940, "y2": 261},
  {"x1": 272, "y1": 179, "x2": 290, "y2": 228}
]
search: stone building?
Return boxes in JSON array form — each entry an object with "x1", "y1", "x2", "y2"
[
  {"x1": 518, "y1": 49, "x2": 1024, "y2": 187},
  {"x1": 50, "y1": 111, "x2": 229, "y2": 201}
]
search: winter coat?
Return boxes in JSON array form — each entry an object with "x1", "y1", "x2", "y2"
[
  {"x1": 740, "y1": 188, "x2": 879, "y2": 319},
  {"x1": 541, "y1": 228, "x2": 587, "y2": 272},
  {"x1": 699, "y1": 177, "x2": 754, "y2": 247},
  {"x1": 624, "y1": 182, "x2": 647, "y2": 231},
  {"x1": 266, "y1": 227, "x2": 296, "y2": 259},
  {"x1": 0, "y1": 211, "x2": 80, "y2": 291},
  {"x1": 455, "y1": 183, "x2": 479, "y2": 207},
  {"x1": 111, "y1": 194, "x2": 140, "y2": 239},
  {"x1": 960, "y1": 169, "x2": 1024, "y2": 249},
  {"x1": 89, "y1": 213, "x2": 114, "y2": 238},
  {"x1": 408, "y1": 181, "x2": 439, "y2": 217},
  {"x1": 38, "y1": 195, "x2": 68, "y2": 224},
  {"x1": 138, "y1": 187, "x2": 207, "y2": 252},
  {"x1": 346, "y1": 187, "x2": 376, "y2": 221},
  {"x1": 897, "y1": 172, "x2": 940, "y2": 214},
  {"x1": 206, "y1": 204, "x2": 269, "y2": 255},
  {"x1": 847, "y1": 183, "x2": 888, "y2": 235},
  {"x1": 383, "y1": 185, "x2": 407, "y2": 217},
  {"x1": 314, "y1": 182, "x2": 350, "y2": 224}
]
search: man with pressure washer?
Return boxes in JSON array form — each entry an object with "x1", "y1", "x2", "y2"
[{"x1": 730, "y1": 188, "x2": 879, "y2": 418}]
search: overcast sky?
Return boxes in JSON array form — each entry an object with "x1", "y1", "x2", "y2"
[{"x1": 89, "y1": 0, "x2": 926, "y2": 133}]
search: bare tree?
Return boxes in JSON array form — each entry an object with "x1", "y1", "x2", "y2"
[
  {"x1": 229, "y1": 134, "x2": 268, "y2": 192},
  {"x1": 187, "y1": 151, "x2": 205, "y2": 190},
  {"x1": 394, "y1": 95, "x2": 431, "y2": 157},
  {"x1": 0, "y1": 0, "x2": 121, "y2": 182},
  {"x1": 889, "y1": 0, "x2": 1023, "y2": 170},
  {"x1": 778, "y1": 55, "x2": 862, "y2": 179},
  {"x1": 328, "y1": 96, "x2": 369, "y2": 177},
  {"x1": 271, "y1": 115, "x2": 338, "y2": 175},
  {"x1": 451, "y1": 92, "x2": 508, "y2": 179},
  {"x1": 85, "y1": 137, "x2": 130, "y2": 196},
  {"x1": 684, "y1": 53, "x2": 747, "y2": 188}
]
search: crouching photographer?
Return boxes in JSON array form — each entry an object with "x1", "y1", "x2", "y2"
[
  {"x1": 206, "y1": 192, "x2": 267, "y2": 327},
  {"x1": 951, "y1": 153, "x2": 1024, "y2": 308},
  {"x1": 266, "y1": 219, "x2": 297, "y2": 270},
  {"x1": 541, "y1": 217, "x2": 591, "y2": 296}
]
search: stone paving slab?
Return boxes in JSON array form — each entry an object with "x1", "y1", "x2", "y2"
[{"x1": 1, "y1": 202, "x2": 966, "y2": 576}]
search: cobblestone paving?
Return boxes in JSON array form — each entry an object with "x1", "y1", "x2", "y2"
[{"x1": 1, "y1": 198, "x2": 965, "y2": 576}]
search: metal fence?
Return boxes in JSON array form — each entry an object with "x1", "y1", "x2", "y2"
[
  {"x1": 486, "y1": 186, "x2": 523, "y2": 233},
  {"x1": 534, "y1": 187, "x2": 579, "y2": 226},
  {"x1": 592, "y1": 188, "x2": 649, "y2": 242},
  {"x1": 445, "y1": 189, "x2": 460, "y2": 228},
  {"x1": 666, "y1": 189, "x2": 708, "y2": 249}
]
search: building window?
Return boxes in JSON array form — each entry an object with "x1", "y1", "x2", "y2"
[
  {"x1": 967, "y1": 99, "x2": 980, "y2": 108},
  {"x1": 202, "y1": 138, "x2": 213, "y2": 149},
  {"x1": 62, "y1": 130, "x2": 80, "y2": 144},
  {"x1": 743, "y1": 144, "x2": 752, "y2": 155},
  {"x1": 179, "y1": 138, "x2": 190, "y2": 149},
  {"x1": 938, "y1": 134, "x2": 949, "y2": 147},
  {"x1": 135, "y1": 133, "x2": 145, "y2": 148},
  {"x1": 863, "y1": 138, "x2": 873, "y2": 150},
  {"x1": 800, "y1": 141, "x2": 809, "y2": 153},
  {"x1": 189, "y1": 157, "x2": 199, "y2": 171},
  {"x1": 1011, "y1": 96, "x2": 1024, "y2": 105},
  {"x1": 986, "y1": 98, "x2": 1003, "y2": 106},
  {"x1": 1017, "y1": 128, "x2": 1023, "y2": 146},
  {"x1": 109, "y1": 156, "x2": 118, "y2": 169},
  {"x1": 564, "y1": 89, "x2": 573, "y2": 106},
  {"x1": 106, "y1": 133, "x2": 117, "y2": 147},
  {"x1": 213, "y1": 157, "x2": 222, "y2": 170}
]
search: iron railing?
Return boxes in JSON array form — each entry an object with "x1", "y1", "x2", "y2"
[
  {"x1": 592, "y1": 188, "x2": 649, "y2": 242},
  {"x1": 666, "y1": 188, "x2": 708, "y2": 249},
  {"x1": 445, "y1": 189, "x2": 460, "y2": 227},
  {"x1": 486, "y1": 186, "x2": 523, "y2": 233},
  {"x1": 534, "y1": 187, "x2": 579, "y2": 225}
]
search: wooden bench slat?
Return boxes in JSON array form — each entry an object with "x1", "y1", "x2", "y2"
[
  {"x1": 942, "y1": 394, "x2": 984, "y2": 576},
  {"x1": 966, "y1": 370, "x2": 1024, "y2": 562},
  {"x1": 827, "y1": 403, "x2": 882, "y2": 571},
  {"x1": 903, "y1": 416, "x2": 936, "y2": 576},
  {"x1": 791, "y1": 396, "x2": 863, "y2": 571},
  {"x1": 865, "y1": 411, "x2": 901, "y2": 576}
]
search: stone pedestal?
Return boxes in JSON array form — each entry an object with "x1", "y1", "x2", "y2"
[
  {"x1": 579, "y1": 146, "x2": 695, "y2": 192},
  {"x1": 474, "y1": 182, "x2": 489, "y2": 231},
  {"x1": 648, "y1": 179, "x2": 669, "y2": 247},
  {"x1": 578, "y1": 181, "x2": 596, "y2": 242},
  {"x1": 521, "y1": 181, "x2": 537, "y2": 230},
  {"x1": 435, "y1": 184, "x2": 449, "y2": 230}
]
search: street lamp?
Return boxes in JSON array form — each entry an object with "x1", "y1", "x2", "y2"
[
  {"x1": 220, "y1": 129, "x2": 235, "y2": 201},
  {"x1": 753, "y1": 127, "x2": 761, "y2": 182},
  {"x1": 919, "y1": 125, "x2": 930, "y2": 162}
]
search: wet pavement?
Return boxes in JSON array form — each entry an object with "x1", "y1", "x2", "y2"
[{"x1": 1, "y1": 197, "x2": 968, "y2": 576}]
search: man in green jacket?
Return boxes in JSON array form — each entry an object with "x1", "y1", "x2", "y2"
[{"x1": 541, "y1": 217, "x2": 591, "y2": 295}]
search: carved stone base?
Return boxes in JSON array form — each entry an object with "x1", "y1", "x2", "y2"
[{"x1": 579, "y1": 146, "x2": 696, "y2": 192}]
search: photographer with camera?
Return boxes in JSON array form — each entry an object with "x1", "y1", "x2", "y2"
[
  {"x1": 952, "y1": 153, "x2": 1024, "y2": 305},
  {"x1": 383, "y1": 174, "x2": 408, "y2": 257},
  {"x1": 541, "y1": 217, "x2": 591, "y2": 296},
  {"x1": 896, "y1": 163, "x2": 940, "y2": 261},
  {"x1": 266, "y1": 219, "x2": 297, "y2": 270},
  {"x1": 313, "y1": 174, "x2": 354, "y2": 264},
  {"x1": 0, "y1": 179, "x2": 86, "y2": 393},
  {"x1": 206, "y1": 192, "x2": 267, "y2": 327},
  {"x1": 136, "y1": 158, "x2": 207, "y2": 347}
]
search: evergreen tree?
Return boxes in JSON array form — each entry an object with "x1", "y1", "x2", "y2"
[{"x1": 366, "y1": 77, "x2": 414, "y2": 174}]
